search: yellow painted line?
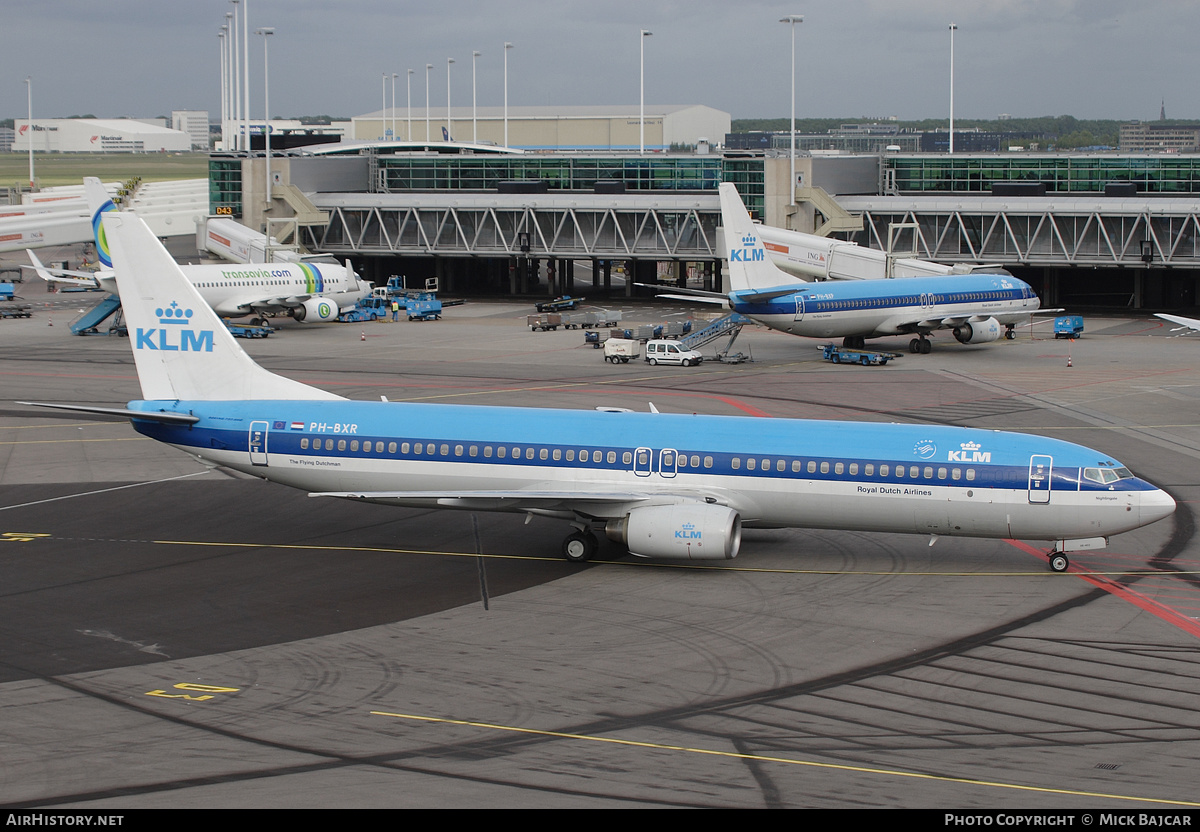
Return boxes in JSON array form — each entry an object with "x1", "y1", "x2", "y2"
[
  {"x1": 371, "y1": 709, "x2": 1200, "y2": 807},
  {"x1": 146, "y1": 539, "x2": 1200, "y2": 576}
]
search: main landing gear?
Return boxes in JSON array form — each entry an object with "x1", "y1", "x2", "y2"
[
  {"x1": 1005, "y1": 325, "x2": 1016, "y2": 340},
  {"x1": 562, "y1": 529, "x2": 599, "y2": 563},
  {"x1": 842, "y1": 335, "x2": 866, "y2": 350},
  {"x1": 909, "y1": 336, "x2": 932, "y2": 354},
  {"x1": 1048, "y1": 551, "x2": 1069, "y2": 573}
]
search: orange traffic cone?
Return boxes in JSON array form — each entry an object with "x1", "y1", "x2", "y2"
[{"x1": 361, "y1": 330, "x2": 366, "y2": 341}]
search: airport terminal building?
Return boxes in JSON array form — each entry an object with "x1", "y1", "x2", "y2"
[{"x1": 209, "y1": 124, "x2": 1200, "y2": 312}]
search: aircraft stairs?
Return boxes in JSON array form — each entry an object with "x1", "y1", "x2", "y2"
[
  {"x1": 679, "y1": 312, "x2": 751, "y2": 358},
  {"x1": 69, "y1": 294, "x2": 123, "y2": 335}
]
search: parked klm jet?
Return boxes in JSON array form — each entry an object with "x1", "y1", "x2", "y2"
[
  {"x1": 660, "y1": 184, "x2": 1043, "y2": 354},
  {"x1": 24, "y1": 177, "x2": 370, "y2": 324},
  {"x1": 22, "y1": 212, "x2": 1175, "y2": 571}
]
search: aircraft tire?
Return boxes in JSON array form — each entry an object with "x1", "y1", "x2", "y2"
[
  {"x1": 920, "y1": 339, "x2": 932, "y2": 355},
  {"x1": 1049, "y1": 553, "x2": 1069, "y2": 573},
  {"x1": 563, "y1": 531, "x2": 597, "y2": 563},
  {"x1": 910, "y1": 339, "x2": 921, "y2": 354}
]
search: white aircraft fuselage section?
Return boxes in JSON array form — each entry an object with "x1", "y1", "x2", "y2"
[{"x1": 129, "y1": 398, "x2": 1172, "y2": 543}]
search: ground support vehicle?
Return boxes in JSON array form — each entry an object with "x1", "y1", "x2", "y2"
[
  {"x1": 223, "y1": 320, "x2": 273, "y2": 338},
  {"x1": 603, "y1": 338, "x2": 642, "y2": 363},
  {"x1": 820, "y1": 343, "x2": 901, "y2": 366},
  {"x1": 536, "y1": 295, "x2": 583, "y2": 313},
  {"x1": 1054, "y1": 315, "x2": 1084, "y2": 339},
  {"x1": 528, "y1": 313, "x2": 562, "y2": 331},
  {"x1": 645, "y1": 339, "x2": 703, "y2": 366},
  {"x1": 339, "y1": 297, "x2": 389, "y2": 323}
]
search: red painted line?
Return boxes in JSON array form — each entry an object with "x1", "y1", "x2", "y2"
[{"x1": 1007, "y1": 539, "x2": 1200, "y2": 640}]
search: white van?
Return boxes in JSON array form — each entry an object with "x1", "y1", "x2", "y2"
[{"x1": 644, "y1": 340, "x2": 702, "y2": 366}]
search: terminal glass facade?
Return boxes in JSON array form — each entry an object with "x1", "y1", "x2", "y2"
[
  {"x1": 889, "y1": 155, "x2": 1200, "y2": 195},
  {"x1": 378, "y1": 155, "x2": 725, "y2": 195}
]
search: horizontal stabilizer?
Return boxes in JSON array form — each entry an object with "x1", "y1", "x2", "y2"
[{"x1": 18, "y1": 401, "x2": 199, "y2": 424}]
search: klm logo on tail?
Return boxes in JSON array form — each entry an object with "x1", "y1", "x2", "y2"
[
  {"x1": 729, "y1": 233, "x2": 765, "y2": 263},
  {"x1": 135, "y1": 301, "x2": 214, "y2": 353}
]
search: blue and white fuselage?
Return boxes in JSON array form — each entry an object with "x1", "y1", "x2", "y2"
[
  {"x1": 36, "y1": 210, "x2": 1168, "y2": 570},
  {"x1": 128, "y1": 398, "x2": 1173, "y2": 549},
  {"x1": 731, "y1": 272, "x2": 1038, "y2": 343},
  {"x1": 713, "y1": 184, "x2": 1040, "y2": 353}
]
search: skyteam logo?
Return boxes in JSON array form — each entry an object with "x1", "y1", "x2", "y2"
[
  {"x1": 135, "y1": 301, "x2": 214, "y2": 353},
  {"x1": 675, "y1": 521, "x2": 701, "y2": 540},
  {"x1": 729, "y1": 232, "x2": 765, "y2": 263},
  {"x1": 913, "y1": 439, "x2": 937, "y2": 460},
  {"x1": 948, "y1": 441, "x2": 991, "y2": 463}
]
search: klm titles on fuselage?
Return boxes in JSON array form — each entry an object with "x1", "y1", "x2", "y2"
[
  {"x1": 730, "y1": 234, "x2": 765, "y2": 263},
  {"x1": 135, "y1": 302, "x2": 214, "y2": 353}
]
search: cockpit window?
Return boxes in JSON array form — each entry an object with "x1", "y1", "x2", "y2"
[{"x1": 1083, "y1": 467, "x2": 1133, "y2": 484}]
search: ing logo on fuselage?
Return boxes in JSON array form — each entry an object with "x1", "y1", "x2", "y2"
[{"x1": 135, "y1": 300, "x2": 214, "y2": 353}]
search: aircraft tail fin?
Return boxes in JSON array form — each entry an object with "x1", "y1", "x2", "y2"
[
  {"x1": 102, "y1": 212, "x2": 343, "y2": 403},
  {"x1": 84, "y1": 177, "x2": 117, "y2": 268},
  {"x1": 718, "y1": 183, "x2": 805, "y2": 293}
]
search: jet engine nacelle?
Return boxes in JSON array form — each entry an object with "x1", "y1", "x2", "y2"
[
  {"x1": 953, "y1": 317, "x2": 1002, "y2": 344},
  {"x1": 606, "y1": 504, "x2": 742, "y2": 560},
  {"x1": 292, "y1": 297, "x2": 339, "y2": 323}
]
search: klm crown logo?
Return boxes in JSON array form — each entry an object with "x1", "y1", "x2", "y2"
[
  {"x1": 136, "y1": 299, "x2": 214, "y2": 353},
  {"x1": 729, "y1": 232, "x2": 764, "y2": 263}
]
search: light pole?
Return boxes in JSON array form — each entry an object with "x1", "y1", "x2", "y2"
[
  {"x1": 241, "y1": 0, "x2": 249, "y2": 153},
  {"x1": 381, "y1": 73, "x2": 387, "y2": 139},
  {"x1": 407, "y1": 69, "x2": 413, "y2": 141},
  {"x1": 391, "y1": 73, "x2": 398, "y2": 141},
  {"x1": 225, "y1": 11, "x2": 234, "y2": 148},
  {"x1": 230, "y1": 1, "x2": 241, "y2": 150},
  {"x1": 446, "y1": 57, "x2": 455, "y2": 141},
  {"x1": 640, "y1": 29, "x2": 652, "y2": 155},
  {"x1": 780, "y1": 15, "x2": 803, "y2": 209},
  {"x1": 257, "y1": 27, "x2": 274, "y2": 211},
  {"x1": 504, "y1": 42, "x2": 512, "y2": 147},
  {"x1": 219, "y1": 28, "x2": 227, "y2": 150},
  {"x1": 472, "y1": 50, "x2": 481, "y2": 144},
  {"x1": 425, "y1": 63, "x2": 432, "y2": 142},
  {"x1": 948, "y1": 22, "x2": 957, "y2": 154},
  {"x1": 25, "y1": 77, "x2": 33, "y2": 188}
]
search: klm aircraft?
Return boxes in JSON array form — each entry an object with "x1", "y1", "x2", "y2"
[
  {"x1": 663, "y1": 185, "x2": 1042, "y2": 354},
  {"x1": 25, "y1": 178, "x2": 370, "y2": 324},
  {"x1": 23, "y1": 212, "x2": 1175, "y2": 571}
]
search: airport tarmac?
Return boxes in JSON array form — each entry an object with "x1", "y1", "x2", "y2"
[{"x1": 1, "y1": 294, "x2": 1199, "y2": 809}]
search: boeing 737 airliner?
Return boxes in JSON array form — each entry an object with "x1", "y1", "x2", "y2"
[
  {"x1": 659, "y1": 185, "x2": 1042, "y2": 354},
  {"x1": 25, "y1": 178, "x2": 370, "y2": 324},
  {"x1": 24, "y1": 212, "x2": 1175, "y2": 571}
]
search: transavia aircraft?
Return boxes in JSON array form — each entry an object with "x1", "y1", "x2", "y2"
[
  {"x1": 24, "y1": 177, "x2": 370, "y2": 324},
  {"x1": 22, "y1": 212, "x2": 1176, "y2": 571},
  {"x1": 659, "y1": 184, "x2": 1044, "y2": 354}
]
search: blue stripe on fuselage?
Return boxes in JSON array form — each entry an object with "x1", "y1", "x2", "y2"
[{"x1": 127, "y1": 399, "x2": 1157, "y2": 493}]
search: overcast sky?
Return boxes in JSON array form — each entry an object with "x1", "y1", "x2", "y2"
[{"x1": 3, "y1": 0, "x2": 1195, "y2": 124}]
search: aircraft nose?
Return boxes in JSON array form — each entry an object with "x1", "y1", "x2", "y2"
[{"x1": 1142, "y1": 488, "x2": 1176, "y2": 525}]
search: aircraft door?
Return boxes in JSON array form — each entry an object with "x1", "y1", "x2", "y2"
[
  {"x1": 658, "y1": 448, "x2": 678, "y2": 478},
  {"x1": 1028, "y1": 454, "x2": 1052, "y2": 503},
  {"x1": 794, "y1": 294, "x2": 805, "y2": 321},
  {"x1": 634, "y1": 447, "x2": 653, "y2": 477},
  {"x1": 249, "y1": 421, "x2": 269, "y2": 467}
]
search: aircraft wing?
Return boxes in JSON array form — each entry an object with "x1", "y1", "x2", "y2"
[
  {"x1": 310, "y1": 488, "x2": 733, "y2": 514},
  {"x1": 656, "y1": 293, "x2": 728, "y2": 306},
  {"x1": 23, "y1": 250, "x2": 99, "y2": 287},
  {"x1": 1155, "y1": 313, "x2": 1200, "y2": 333}
]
